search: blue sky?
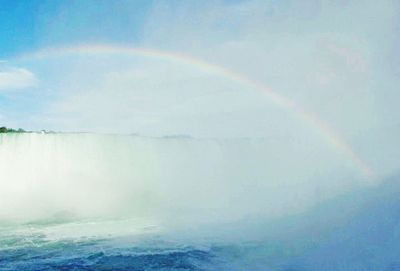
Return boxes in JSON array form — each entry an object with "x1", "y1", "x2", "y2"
[
  {"x1": 0, "y1": 0, "x2": 38, "y2": 57},
  {"x1": 0, "y1": 0, "x2": 152, "y2": 57},
  {"x1": 0, "y1": 0, "x2": 400, "y2": 182}
]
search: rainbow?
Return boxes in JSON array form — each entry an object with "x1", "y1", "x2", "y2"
[{"x1": 19, "y1": 44, "x2": 374, "y2": 178}]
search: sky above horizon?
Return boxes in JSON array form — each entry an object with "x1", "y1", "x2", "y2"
[{"x1": 0, "y1": 0, "x2": 400, "y2": 180}]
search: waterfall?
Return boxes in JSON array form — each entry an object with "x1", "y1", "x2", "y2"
[{"x1": 0, "y1": 133, "x2": 359, "y2": 226}]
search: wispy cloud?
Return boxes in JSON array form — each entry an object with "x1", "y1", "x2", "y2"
[{"x1": 0, "y1": 67, "x2": 38, "y2": 91}]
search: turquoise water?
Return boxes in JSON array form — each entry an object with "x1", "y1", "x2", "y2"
[{"x1": 0, "y1": 219, "x2": 278, "y2": 271}]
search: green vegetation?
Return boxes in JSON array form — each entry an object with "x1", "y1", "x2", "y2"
[{"x1": 0, "y1": 127, "x2": 26, "y2": 133}]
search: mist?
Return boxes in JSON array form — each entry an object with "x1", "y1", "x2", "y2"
[
  {"x1": 0, "y1": 132, "x2": 361, "y2": 226},
  {"x1": 0, "y1": 0, "x2": 397, "y2": 182}
]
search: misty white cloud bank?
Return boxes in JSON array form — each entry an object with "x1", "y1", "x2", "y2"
[{"x1": 3, "y1": 0, "x2": 400, "y2": 181}]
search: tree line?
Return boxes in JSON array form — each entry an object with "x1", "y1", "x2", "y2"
[{"x1": 0, "y1": 127, "x2": 26, "y2": 133}]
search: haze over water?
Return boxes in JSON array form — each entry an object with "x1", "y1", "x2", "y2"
[{"x1": 0, "y1": 1, "x2": 400, "y2": 270}]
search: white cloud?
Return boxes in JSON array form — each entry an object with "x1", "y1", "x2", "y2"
[{"x1": 0, "y1": 67, "x2": 38, "y2": 91}]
